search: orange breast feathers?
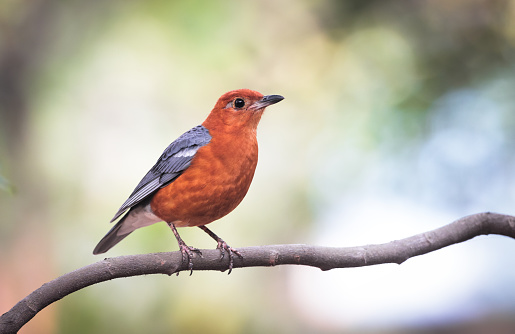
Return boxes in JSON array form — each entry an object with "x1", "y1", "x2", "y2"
[{"x1": 150, "y1": 128, "x2": 259, "y2": 227}]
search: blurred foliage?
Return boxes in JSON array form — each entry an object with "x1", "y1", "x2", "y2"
[
  {"x1": 0, "y1": 173, "x2": 13, "y2": 194},
  {"x1": 2, "y1": 0, "x2": 515, "y2": 333}
]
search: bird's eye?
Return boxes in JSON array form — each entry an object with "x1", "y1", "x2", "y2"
[{"x1": 234, "y1": 98, "x2": 245, "y2": 108}]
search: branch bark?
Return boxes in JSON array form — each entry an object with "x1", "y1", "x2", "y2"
[{"x1": 2, "y1": 212, "x2": 515, "y2": 333}]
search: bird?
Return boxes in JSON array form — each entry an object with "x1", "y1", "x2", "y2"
[{"x1": 93, "y1": 89, "x2": 284, "y2": 274}]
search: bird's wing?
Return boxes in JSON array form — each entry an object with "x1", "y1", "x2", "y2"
[{"x1": 110, "y1": 125, "x2": 212, "y2": 222}]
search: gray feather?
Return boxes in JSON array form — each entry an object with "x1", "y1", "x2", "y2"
[
  {"x1": 110, "y1": 125, "x2": 211, "y2": 222},
  {"x1": 93, "y1": 201, "x2": 162, "y2": 254}
]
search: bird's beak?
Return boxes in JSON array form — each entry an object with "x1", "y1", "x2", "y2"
[{"x1": 249, "y1": 94, "x2": 284, "y2": 111}]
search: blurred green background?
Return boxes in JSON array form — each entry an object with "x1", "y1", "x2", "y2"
[{"x1": 2, "y1": 0, "x2": 515, "y2": 333}]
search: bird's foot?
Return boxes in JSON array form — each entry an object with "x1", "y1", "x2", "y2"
[
  {"x1": 168, "y1": 222, "x2": 202, "y2": 275},
  {"x1": 216, "y1": 239, "x2": 243, "y2": 275},
  {"x1": 198, "y1": 225, "x2": 243, "y2": 274},
  {"x1": 177, "y1": 240, "x2": 202, "y2": 276}
]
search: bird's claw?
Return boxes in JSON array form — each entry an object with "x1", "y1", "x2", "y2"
[
  {"x1": 197, "y1": 225, "x2": 243, "y2": 275},
  {"x1": 169, "y1": 222, "x2": 202, "y2": 276},
  {"x1": 216, "y1": 240, "x2": 242, "y2": 275},
  {"x1": 178, "y1": 243, "x2": 202, "y2": 276}
]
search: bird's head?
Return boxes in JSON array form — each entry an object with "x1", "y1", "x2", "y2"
[{"x1": 203, "y1": 89, "x2": 284, "y2": 132}]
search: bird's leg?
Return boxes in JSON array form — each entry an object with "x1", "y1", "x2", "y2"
[
  {"x1": 198, "y1": 225, "x2": 242, "y2": 274},
  {"x1": 167, "y1": 222, "x2": 202, "y2": 275}
]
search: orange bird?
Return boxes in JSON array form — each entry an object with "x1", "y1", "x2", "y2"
[{"x1": 93, "y1": 89, "x2": 284, "y2": 273}]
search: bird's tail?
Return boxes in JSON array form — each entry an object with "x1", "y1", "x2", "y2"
[
  {"x1": 93, "y1": 203, "x2": 162, "y2": 255},
  {"x1": 93, "y1": 213, "x2": 133, "y2": 255}
]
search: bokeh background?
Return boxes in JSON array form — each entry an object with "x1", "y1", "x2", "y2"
[{"x1": 2, "y1": 0, "x2": 515, "y2": 333}]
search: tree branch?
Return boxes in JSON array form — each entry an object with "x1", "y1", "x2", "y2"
[{"x1": 1, "y1": 212, "x2": 515, "y2": 333}]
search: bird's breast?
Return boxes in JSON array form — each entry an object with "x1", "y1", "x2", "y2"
[{"x1": 150, "y1": 132, "x2": 259, "y2": 226}]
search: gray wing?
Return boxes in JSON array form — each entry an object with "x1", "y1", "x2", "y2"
[{"x1": 110, "y1": 125, "x2": 211, "y2": 222}]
